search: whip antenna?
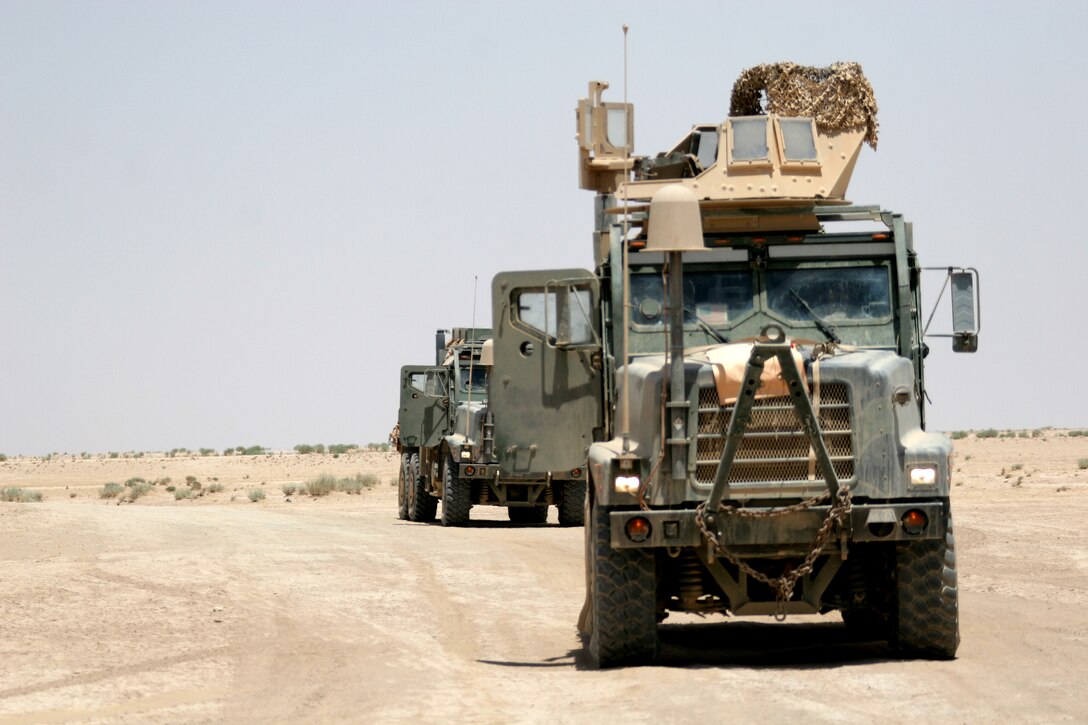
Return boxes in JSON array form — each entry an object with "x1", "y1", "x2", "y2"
[{"x1": 621, "y1": 23, "x2": 632, "y2": 454}]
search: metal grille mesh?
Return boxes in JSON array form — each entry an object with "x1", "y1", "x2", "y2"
[{"x1": 694, "y1": 383, "x2": 854, "y2": 485}]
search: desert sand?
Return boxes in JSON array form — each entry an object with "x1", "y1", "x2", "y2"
[{"x1": 1, "y1": 433, "x2": 1087, "y2": 723}]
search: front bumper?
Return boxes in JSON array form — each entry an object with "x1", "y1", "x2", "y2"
[{"x1": 609, "y1": 501, "x2": 947, "y2": 550}]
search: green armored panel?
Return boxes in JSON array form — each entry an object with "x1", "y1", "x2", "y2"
[
  {"x1": 490, "y1": 270, "x2": 603, "y2": 475},
  {"x1": 397, "y1": 365, "x2": 448, "y2": 450}
]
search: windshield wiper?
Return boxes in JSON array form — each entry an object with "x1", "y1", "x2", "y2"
[
  {"x1": 788, "y1": 288, "x2": 841, "y2": 344},
  {"x1": 684, "y1": 307, "x2": 728, "y2": 344}
]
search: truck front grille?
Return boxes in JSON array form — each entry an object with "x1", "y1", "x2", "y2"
[{"x1": 694, "y1": 383, "x2": 855, "y2": 485}]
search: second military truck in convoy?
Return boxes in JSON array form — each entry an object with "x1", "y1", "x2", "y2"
[{"x1": 395, "y1": 327, "x2": 587, "y2": 526}]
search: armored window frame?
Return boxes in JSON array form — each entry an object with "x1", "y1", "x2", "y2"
[
  {"x1": 510, "y1": 283, "x2": 597, "y2": 348},
  {"x1": 725, "y1": 116, "x2": 773, "y2": 169},
  {"x1": 774, "y1": 117, "x2": 822, "y2": 171}
]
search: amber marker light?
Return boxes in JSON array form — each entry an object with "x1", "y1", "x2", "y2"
[
  {"x1": 901, "y1": 509, "x2": 929, "y2": 535},
  {"x1": 625, "y1": 516, "x2": 652, "y2": 543},
  {"x1": 464, "y1": 466, "x2": 475, "y2": 476}
]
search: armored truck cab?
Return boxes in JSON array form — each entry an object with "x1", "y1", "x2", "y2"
[{"x1": 494, "y1": 63, "x2": 980, "y2": 666}]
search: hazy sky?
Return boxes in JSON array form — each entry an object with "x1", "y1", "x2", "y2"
[{"x1": 2, "y1": 1, "x2": 1086, "y2": 455}]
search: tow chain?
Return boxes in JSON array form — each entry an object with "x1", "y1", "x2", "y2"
[{"x1": 694, "y1": 486, "x2": 852, "y2": 620}]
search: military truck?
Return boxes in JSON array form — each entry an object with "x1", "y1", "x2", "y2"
[
  {"x1": 490, "y1": 62, "x2": 980, "y2": 666},
  {"x1": 395, "y1": 327, "x2": 587, "y2": 526}
]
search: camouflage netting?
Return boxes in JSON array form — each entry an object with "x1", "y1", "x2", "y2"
[{"x1": 729, "y1": 62, "x2": 879, "y2": 149}]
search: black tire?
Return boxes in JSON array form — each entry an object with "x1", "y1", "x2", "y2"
[
  {"x1": 397, "y1": 453, "x2": 410, "y2": 520},
  {"x1": 508, "y1": 505, "x2": 549, "y2": 524},
  {"x1": 441, "y1": 454, "x2": 471, "y2": 527},
  {"x1": 586, "y1": 496, "x2": 658, "y2": 668},
  {"x1": 557, "y1": 480, "x2": 586, "y2": 527},
  {"x1": 407, "y1": 452, "x2": 436, "y2": 523},
  {"x1": 892, "y1": 508, "x2": 959, "y2": 659}
]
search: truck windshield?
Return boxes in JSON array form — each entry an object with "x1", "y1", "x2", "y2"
[
  {"x1": 459, "y1": 366, "x2": 488, "y2": 395},
  {"x1": 628, "y1": 262, "x2": 894, "y2": 347},
  {"x1": 766, "y1": 266, "x2": 892, "y2": 323},
  {"x1": 631, "y1": 270, "x2": 754, "y2": 326}
]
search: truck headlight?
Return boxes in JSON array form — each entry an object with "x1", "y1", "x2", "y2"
[
  {"x1": 459, "y1": 449, "x2": 471, "y2": 460},
  {"x1": 909, "y1": 466, "x2": 937, "y2": 485},
  {"x1": 614, "y1": 475, "x2": 640, "y2": 494}
]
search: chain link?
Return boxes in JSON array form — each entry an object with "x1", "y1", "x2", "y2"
[{"x1": 695, "y1": 486, "x2": 852, "y2": 620}]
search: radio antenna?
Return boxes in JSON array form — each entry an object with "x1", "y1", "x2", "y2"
[{"x1": 620, "y1": 23, "x2": 632, "y2": 454}]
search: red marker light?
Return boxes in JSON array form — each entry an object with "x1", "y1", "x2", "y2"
[
  {"x1": 901, "y1": 509, "x2": 928, "y2": 535},
  {"x1": 625, "y1": 516, "x2": 652, "y2": 543}
]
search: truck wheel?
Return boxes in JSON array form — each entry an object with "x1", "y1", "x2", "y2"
[
  {"x1": 586, "y1": 496, "x2": 658, "y2": 668},
  {"x1": 407, "y1": 452, "x2": 436, "y2": 523},
  {"x1": 508, "y1": 505, "x2": 548, "y2": 524},
  {"x1": 440, "y1": 454, "x2": 471, "y2": 527},
  {"x1": 397, "y1": 453, "x2": 410, "y2": 520},
  {"x1": 557, "y1": 480, "x2": 586, "y2": 527},
  {"x1": 892, "y1": 508, "x2": 959, "y2": 659}
]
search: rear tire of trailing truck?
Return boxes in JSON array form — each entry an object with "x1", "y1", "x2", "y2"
[
  {"x1": 397, "y1": 453, "x2": 410, "y2": 520},
  {"x1": 892, "y1": 507, "x2": 959, "y2": 659},
  {"x1": 557, "y1": 480, "x2": 586, "y2": 527},
  {"x1": 586, "y1": 495, "x2": 658, "y2": 668},
  {"x1": 440, "y1": 454, "x2": 471, "y2": 527},
  {"x1": 508, "y1": 505, "x2": 548, "y2": 524},
  {"x1": 407, "y1": 452, "x2": 436, "y2": 523}
]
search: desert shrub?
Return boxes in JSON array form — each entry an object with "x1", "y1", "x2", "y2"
[
  {"x1": 313, "y1": 444, "x2": 326, "y2": 454},
  {"x1": 294, "y1": 444, "x2": 314, "y2": 454},
  {"x1": 200, "y1": 448, "x2": 216, "y2": 456},
  {"x1": 109, "y1": 452, "x2": 119, "y2": 458},
  {"x1": 282, "y1": 483, "x2": 297, "y2": 496},
  {"x1": 1011, "y1": 463, "x2": 1023, "y2": 471},
  {"x1": 222, "y1": 448, "x2": 234, "y2": 456},
  {"x1": 950, "y1": 431, "x2": 968, "y2": 440},
  {"x1": 165, "y1": 485, "x2": 176, "y2": 492},
  {"x1": 153, "y1": 477, "x2": 171, "y2": 486},
  {"x1": 327, "y1": 444, "x2": 359, "y2": 455},
  {"x1": 1079, "y1": 459, "x2": 1088, "y2": 470},
  {"x1": 126, "y1": 482, "x2": 152, "y2": 501},
  {"x1": 1032, "y1": 429, "x2": 1044, "y2": 438},
  {"x1": 243, "y1": 446, "x2": 265, "y2": 456},
  {"x1": 337, "y1": 476, "x2": 364, "y2": 495},
  {"x1": 1, "y1": 487, "x2": 42, "y2": 502},
  {"x1": 304, "y1": 475, "x2": 337, "y2": 497},
  {"x1": 349, "y1": 474, "x2": 378, "y2": 493},
  {"x1": 1069, "y1": 430, "x2": 1087, "y2": 438},
  {"x1": 976, "y1": 428, "x2": 999, "y2": 439},
  {"x1": 0, "y1": 453, "x2": 7, "y2": 462},
  {"x1": 125, "y1": 477, "x2": 147, "y2": 487},
  {"x1": 206, "y1": 483, "x2": 224, "y2": 493},
  {"x1": 366, "y1": 442, "x2": 391, "y2": 452},
  {"x1": 100, "y1": 482, "x2": 124, "y2": 499},
  {"x1": 247, "y1": 489, "x2": 266, "y2": 502},
  {"x1": 174, "y1": 487, "x2": 194, "y2": 500}
]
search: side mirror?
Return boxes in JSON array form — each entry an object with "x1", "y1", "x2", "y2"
[
  {"x1": 950, "y1": 271, "x2": 979, "y2": 353},
  {"x1": 922, "y1": 267, "x2": 980, "y2": 353}
]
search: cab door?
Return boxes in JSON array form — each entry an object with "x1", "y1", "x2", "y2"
[
  {"x1": 398, "y1": 365, "x2": 448, "y2": 450},
  {"x1": 490, "y1": 270, "x2": 602, "y2": 475}
]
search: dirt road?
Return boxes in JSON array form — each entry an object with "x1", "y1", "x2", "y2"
[{"x1": 1, "y1": 436, "x2": 1087, "y2": 723}]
